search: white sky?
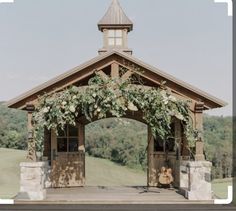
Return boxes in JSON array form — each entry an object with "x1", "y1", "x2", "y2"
[{"x1": 0, "y1": 0, "x2": 232, "y2": 116}]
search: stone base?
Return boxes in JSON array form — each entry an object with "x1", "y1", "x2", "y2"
[
  {"x1": 20, "y1": 161, "x2": 48, "y2": 200},
  {"x1": 180, "y1": 161, "x2": 212, "y2": 200}
]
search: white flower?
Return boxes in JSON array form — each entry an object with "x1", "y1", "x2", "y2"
[
  {"x1": 160, "y1": 90, "x2": 167, "y2": 98},
  {"x1": 62, "y1": 101, "x2": 67, "y2": 106},
  {"x1": 97, "y1": 107, "x2": 101, "y2": 112},
  {"x1": 163, "y1": 98, "x2": 169, "y2": 105},
  {"x1": 72, "y1": 95, "x2": 77, "y2": 100},
  {"x1": 69, "y1": 105, "x2": 76, "y2": 113},
  {"x1": 128, "y1": 102, "x2": 138, "y2": 111},
  {"x1": 175, "y1": 113, "x2": 184, "y2": 120},
  {"x1": 169, "y1": 95, "x2": 176, "y2": 102},
  {"x1": 92, "y1": 93, "x2": 96, "y2": 98},
  {"x1": 43, "y1": 107, "x2": 49, "y2": 113},
  {"x1": 162, "y1": 95, "x2": 169, "y2": 104},
  {"x1": 94, "y1": 104, "x2": 98, "y2": 109}
]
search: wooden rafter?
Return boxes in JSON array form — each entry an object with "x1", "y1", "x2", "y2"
[{"x1": 121, "y1": 70, "x2": 133, "y2": 81}]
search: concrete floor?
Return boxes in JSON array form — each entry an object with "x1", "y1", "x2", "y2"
[{"x1": 15, "y1": 186, "x2": 214, "y2": 204}]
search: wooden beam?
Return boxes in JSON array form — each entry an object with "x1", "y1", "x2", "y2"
[
  {"x1": 111, "y1": 63, "x2": 120, "y2": 79},
  {"x1": 10, "y1": 57, "x2": 116, "y2": 109},
  {"x1": 51, "y1": 61, "x2": 116, "y2": 95},
  {"x1": 96, "y1": 61, "x2": 114, "y2": 72},
  {"x1": 121, "y1": 70, "x2": 133, "y2": 81}
]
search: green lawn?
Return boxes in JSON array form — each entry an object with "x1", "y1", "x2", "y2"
[
  {"x1": 0, "y1": 148, "x2": 27, "y2": 199},
  {"x1": 85, "y1": 156, "x2": 146, "y2": 186},
  {"x1": 0, "y1": 148, "x2": 146, "y2": 199},
  {"x1": 212, "y1": 178, "x2": 233, "y2": 199}
]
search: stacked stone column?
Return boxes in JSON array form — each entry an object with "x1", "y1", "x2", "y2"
[
  {"x1": 19, "y1": 104, "x2": 47, "y2": 200},
  {"x1": 20, "y1": 162, "x2": 48, "y2": 200}
]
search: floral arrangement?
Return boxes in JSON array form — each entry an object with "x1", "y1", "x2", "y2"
[{"x1": 32, "y1": 71, "x2": 199, "y2": 148}]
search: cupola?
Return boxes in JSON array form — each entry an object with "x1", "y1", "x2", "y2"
[{"x1": 98, "y1": 0, "x2": 133, "y2": 55}]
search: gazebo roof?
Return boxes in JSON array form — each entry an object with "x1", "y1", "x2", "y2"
[
  {"x1": 7, "y1": 50, "x2": 227, "y2": 110},
  {"x1": 98, "y1": 0, "x2": 133, "y2": 32}
]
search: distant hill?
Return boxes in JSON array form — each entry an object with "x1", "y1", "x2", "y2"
[
  {"x1": 0, "y1": 102, "x2": 27, "y2": 150},
  {"x1": 203, "y1": 115, "x2": 232, "y2": 179}
]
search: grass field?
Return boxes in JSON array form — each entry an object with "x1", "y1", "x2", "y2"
[
  {"x1": 0, "y1": 148, "x2": 231, "y2": 199},
  {"x1": 212, "y1": 178, "x2": 233, "y2": 199},
  {"x1": 0, "y1": 148, "x2": 27, "y2": 199},
  {"x1": 0, "y1": 148, "x2": 146, "y2": 199},
  {"x1": 85, "y1": 156, "x2": 146, "y2": 186}
]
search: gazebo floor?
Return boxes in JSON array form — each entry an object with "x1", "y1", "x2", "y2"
[{"x1": 14, "y1": 186, "x2": 214, "y2": 204}]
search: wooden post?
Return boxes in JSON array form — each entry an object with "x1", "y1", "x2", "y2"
[
  {"x1": 174, "y1": 119, "x2": 181, "y2": 159},
  {"x1": 123, "y1": 29, "x2": 128, "y2": 48},
  {"x1": 78, "y1": 123, "x2": 85, "y2": 184},
  {"x1": 174, "y1": 119, "x2": 181, "y2": 187},
  {"x1": 50, "y1": 130, "x2": 57, "y2": 162},
  {"x1": 78, "y1": 123, "x2": 85, "y2": 152},
  {"x1": 111, "y1": 62, "x2": 120, "y2": 79},
  {"x1": 181, "y1": 115, "x2": 191, "y2": 159},
  {"x1": 26, "y1": 104, "x2": 37, "y2": 162},
  {"x1": 43, "y1": 128, "x2": 51, "y2": 159},
  {"x1": 103, "y1": 29, "x2": 108, "y2": 48},
  {"x1": 147, "y1": 127, "x2": 155, "y2": 186},
  {"x1": 194, "y1": 102, "x2": 205, "y2": 161}
]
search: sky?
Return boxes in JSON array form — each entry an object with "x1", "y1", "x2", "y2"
[{"x1": 0, "y1": 0, "x2": 232, "y2": 116}]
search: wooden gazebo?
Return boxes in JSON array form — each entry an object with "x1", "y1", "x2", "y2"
[{"x1": 7, "y1": 0, "x2": 226, "y2": 201}]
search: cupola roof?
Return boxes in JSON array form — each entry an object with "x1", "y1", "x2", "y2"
[{"x1": 98, "y1": 0, "x2": 133, "y2": 32}]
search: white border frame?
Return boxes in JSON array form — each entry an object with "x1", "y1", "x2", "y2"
[
  {"x1": 214, "y1": 186, "x2": 233, "y2": 204},
  {"x1": 214, "y1": 0, "x2": 233, "y2": 16}
]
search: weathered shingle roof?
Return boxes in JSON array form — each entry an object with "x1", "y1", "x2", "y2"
[{"x1": 98, "y1": 0, "x2": 133, "y2": 31}]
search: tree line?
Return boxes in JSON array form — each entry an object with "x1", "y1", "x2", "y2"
[{"x1": 0, "y1": 102, "x2": 232, "y2": 179}]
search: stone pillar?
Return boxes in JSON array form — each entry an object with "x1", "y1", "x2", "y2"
[
  {"x1": 26, "y1": 104, "x2": 37, "y2": 162},
  {"x1": 19, "y1": 162, "x2": 48, "y2": 200},
  {"x1": 179, "y1": 161, "x2": 212, "y2": 200},
  {"x1": 179, "y1": 161, "x2": 189, "y2": 190},
  {"x1": 186, "y1": 161, "x2": 212, "y2": 200},
  {"x1": 194, "y1": 102, "x2": 205, "y2": 161}
]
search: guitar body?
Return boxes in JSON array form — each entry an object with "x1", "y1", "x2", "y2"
[{"x1": 158, "y1": 167, "x2": 174, "y2": 186}]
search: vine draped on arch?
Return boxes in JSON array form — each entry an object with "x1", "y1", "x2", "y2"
[{"x1": 32, "y1": 71, "x2": 199, "y2": 150}]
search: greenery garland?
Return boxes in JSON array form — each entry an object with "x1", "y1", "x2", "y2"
[{"x1": 32, "y1": 72, "x2": 199, "y2": 149}]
